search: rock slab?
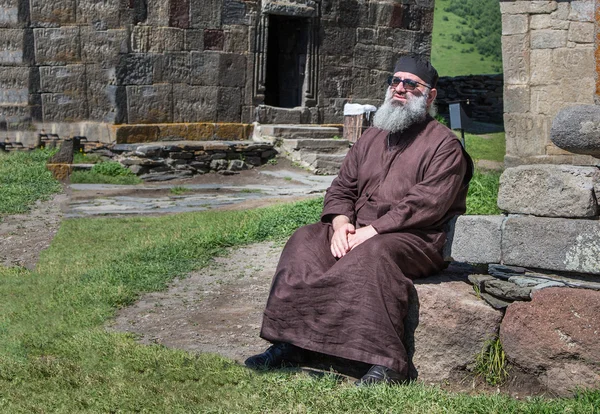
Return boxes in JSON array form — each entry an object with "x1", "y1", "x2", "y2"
[
  {"x1": 498, "y1": 164, "x2": 599, "y2": 218},
  {"x1": 500, "y1": 287, "x2": 600, "y2": 396},
  {"x1": 407, "y1": 269, "x2": 503, "y2": 382}
]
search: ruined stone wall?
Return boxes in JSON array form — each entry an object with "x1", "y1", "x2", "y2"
[
  {"x1": 0, "y1": 0, "x2": 434, "y2": 146},
  {"x1": 501, "y1": 0, "x2": 599, "y2": 167}
]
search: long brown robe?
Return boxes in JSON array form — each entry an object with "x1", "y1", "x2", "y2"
[{"x1": 260, "y1": 116, "x2": 472, "y2": 377}]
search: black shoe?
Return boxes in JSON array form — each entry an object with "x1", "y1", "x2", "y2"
[
  {"x1": 355, "y1": 365, "x2": 407, "y2": 386},
  {"x1": 244, "y1": 342, "x2": 307, "y2": 369}
]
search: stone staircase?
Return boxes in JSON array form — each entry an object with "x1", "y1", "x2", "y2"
[{"x1": 254, "y1": 124, "x2": 348, "y2": 175}]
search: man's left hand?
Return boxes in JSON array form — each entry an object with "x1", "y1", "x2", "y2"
[{"x1": 348, "y1": 225, "x2": 378, "y2": 250}]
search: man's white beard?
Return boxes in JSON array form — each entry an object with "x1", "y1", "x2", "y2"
[{"x1": 372, "y1": 89, "x2": 436, "y2": 133}]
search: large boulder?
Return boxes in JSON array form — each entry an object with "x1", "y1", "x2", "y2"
[
  {"x1": 498, "y1": 165, "x2": 599, "y2": 218},
  {"x1": 407, "y1": 265, "x2": 504, "y2": 382},
  {"x1": 500, "y1": 287, "x2": 600, "y2": 396},
  {"x1": 551, "y1": 104, "x2": 600, "y2": 158}
]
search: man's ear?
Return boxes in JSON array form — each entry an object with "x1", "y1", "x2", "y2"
[{"x1": 427, "y1": 88, "x2": 437, "y2": 107}]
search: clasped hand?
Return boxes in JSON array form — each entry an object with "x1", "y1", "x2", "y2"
[{"x1": 330, "y1": 215, "x2": 378, "y2": 258}]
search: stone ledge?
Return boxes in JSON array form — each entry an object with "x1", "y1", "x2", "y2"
[{"x1": 113, "y1": 122, "x2": 255, "y2": 144}]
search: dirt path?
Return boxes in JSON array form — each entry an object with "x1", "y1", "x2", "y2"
[
  {"x1": 0, "y1": 192, "x2": 68, "y2": 270},
  {"x1": 109, "y1": 241, "x2": 283, "y2": 363}
]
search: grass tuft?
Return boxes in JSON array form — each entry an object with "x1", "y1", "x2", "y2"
[
  {"x1": 0, "y1": 149, "x2": 62, "y2": 216},
  {"x1": 474, "y1": 337, "x2": 509, "y2": 386}
]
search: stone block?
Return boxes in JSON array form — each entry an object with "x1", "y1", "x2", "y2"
[
  {"x1": 86, "y1": 65, "x2": 124, "y2": 123},
  {"x1": 500, "y1": 288, "x2": 600, "y2": 396},
  {"x1": 30, "y1": 0, "x2": 76, "y2": 26},
  {"x1": 190, "y1": 0, "x2": 221, "y2": 28},
  {"x1": 531, "y1": 29, "x2": 567, "y2": 49},
  {"x1": 503, "y1": 85, "x2": 530, "y2": 114},
  {"x1": 502, "y1": 216, "x2": 600, "y2": 275},
  {"x1": 501, "y1": 34, "x2": 529, "y2": 85},
  {"x1": 150, "y1": 27, "x2": 184, "y2": 52},
  {"x1": 351, "y1": 68, "x2": 388, "y2": 100},
  {"x1": 40, "y1": 65, "x2": 85, "y2": 94},
  {"x1": 447, "y1": 215, "x2": 504, "y2": 264},
  {"x1": 223, "y1": 25, "x2": 249, "y2": 53},
  {"x1": 204, "y1": 29, "x2": 224, "y2": 50},
  {"x1": 77, "y1": 0, "x2": 121, "y2": 29},
  {"x1": 504, "y1": 113, "x2": 551, "y2": 157},
  {"x1": 551, "y1": 104, "x2": 600, "y2": 158},
  {"x1": 34, "y1": 27, "x2": 80, "y2": 65},
  {"x1": 126, "y1": 84, "x2": 173, "y2": 123},
  {"x1": 0, "y1": 28, "x2": 26, "y2": 65},
  {"x1": 568, "y1": 1, "x2": 594, "y2": 22},
  {"x1": 498, "y1": 165, "x2": 599, "y2": 218},
  {"x1": 320, "y1": 65, "x2": 352, "y2": 100},
  {"x1": 115, "y1": 125, "x2": 160, "y2": 144},
  {"x1": 189, "y1": 51, "x2": 219, "y2": 85},
  {"x1": 169, "y1": 0, "x2": 190, "y2": 28},
  {"x1": 42, "y1": 92, "x2": 88, "y2": 122},
  {"x1": 529, "y1": 48, "x2": 553, "y2": 85},
  {"x1": 568, "y1": 21, "x2": 594, "y2": 43},
  {"x1": 376, "y1": 28, "x2": 417, "y2": 53},
  {"x1": 155, "y1": 52, "x2": 189, "y2": 84},
  {"x1": 186, "y1": 123, "x2": 216, "y2": 140},
  {"x1": 0, "y1": 67, "x2": 29, "y2": 105},
  {"x1": 131, "y1": 25, "x2": 151, "y2": 53},
  {"x1": 502, "y1": 13, "x2": 529, "y2": 35},
  {"x1": 0, "y1": 0, "x2": 19, "y2": 28},
  {"x1": 217, "y1": 53, "x2": 246, "y2": 87},
  {"x1": 501, "y1": 1, "x2": 557, "y2": 15},
  {"x1": 353, "y1": 43, "x2": 395, "y2": 71},
  {"x1": 356, "y1": 27, "x2": 376, "y2": 45},
  {"x1": 216, "y1": 87, "x2": 241, "y2": 122},
  {"x1": 529, "y1": 14, "x2": 569, "y2": 30},
  {"x1": 551, "y1": 47, "x2": 594, "y2": 80},
  {"x1": 222, "y1": 0, "x2": 248, "y2": 25},
  {"x1": 172, "y1": 84, "x2": 217, "y2": 122},
  {"x1": 214, "y1": 123, "x2": 245, "y2": 140},
  {"x1": 116, "y1": 54, "x2": 154, "y2": 85},
  {"x1": 146, "y1": 0, "x2": 169, "y2": 25},
  {"x1": 81, "y1": 28, "x2": 128, "y2": 67},
  {"x1": 321, "y1": 25, "x2": 355, "y2": 56},
  {"x1": 184, "y1": 29, "x2": 204, "y2": 51}
]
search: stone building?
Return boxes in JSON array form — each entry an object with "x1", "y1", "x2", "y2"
[
  {"x1": 0, "y1": 0, "x2": 434, "y2": 146},
  {"x1": 500, "y1": 0, "x2": 600, "y2": 167}
]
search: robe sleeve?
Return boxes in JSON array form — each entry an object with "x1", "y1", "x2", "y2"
[
  {"x1": 320, "y1": 140, "x2": 361, "y2": 224},
  {"x1": 370, "y1": 138, "x2": 468, "y2": 234}
]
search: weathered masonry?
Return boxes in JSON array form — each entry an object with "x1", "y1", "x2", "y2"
[
  {"x1": 500, "y1": 0, "x2": 600, "y2": 167},
  {"x1": 0, "y1": 0, "x2": 434, "y2": 146}
]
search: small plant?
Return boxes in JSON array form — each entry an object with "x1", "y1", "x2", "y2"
[
  {"x1": 170, "y1": 186, "x2": 191, "y2": 195},
  {"x1": 474, "y1": 336, "x2": 509, "y2": 386},
  {"x1": 70, "y1": 161, "x2": 142, "y2": 185},
  {"x1": 91, "y1": 161, "x2": 133, "y2": 177},
  {"x1": 332, "y1": 135, "x2": 341, "y2": 140},
  {"x1": 284, "y1": 176, "x2": 292, "y2": 181},
  {"x1": 267, "y1": 158, "x2": 278, "y2": 165},
  {"x1": 472, "y1": 284, "x2": 481, "y2": 299}
]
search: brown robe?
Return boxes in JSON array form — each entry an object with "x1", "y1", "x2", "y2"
[{"x1": 260, "y1": 116, "x2": 472, "y2": 377}]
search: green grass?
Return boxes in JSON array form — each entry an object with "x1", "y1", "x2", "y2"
[
  {"x1": 73, "y1": 152, "x2": 103, "y2": 164},
  {"x1": 1, "y1": 198, "x2": 599, "y2": 412},
  {"x1": 466, "y1": 169, "x2": 501, "y2": 215},
  {"x1": 465, "y1": 132, "x2": 506, "y2": 163},
  {"x1": 170, "y1": 186, "x2": 191, "y2": 195},
  {"x1": 0, "y1": 149, "x2": 62, "y2": 216},
  {"x1": 70, "y1": 161, "x2": 143, "y2": 185},
  {"x1": 432, "y1": 0, "x2": 502, "y2": 76}
]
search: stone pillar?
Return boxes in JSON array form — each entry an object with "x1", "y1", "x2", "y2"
[{"x1": 500, "y1": 0, "x2": 599, "y2": 167}]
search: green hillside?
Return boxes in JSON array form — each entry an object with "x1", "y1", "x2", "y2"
[{"x1": 432, "y1": 0, "x2": 503, "y2": 77}]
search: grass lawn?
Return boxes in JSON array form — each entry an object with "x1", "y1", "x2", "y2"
[
  {"x1": 0, "y1": 149, "x2": 62, "y2": 216},
  {"x1": 1, "y1": 198, "x2": 599, "y2": 412},
  {"x1": 432, "y1": 0, "x2": 502, "y2": 77}
]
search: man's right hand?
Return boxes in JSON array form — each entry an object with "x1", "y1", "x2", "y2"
[{"x1": 330, "y1": 215, "x2": 355, "y2": 258}]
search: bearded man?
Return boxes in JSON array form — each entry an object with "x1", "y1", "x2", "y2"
[{"x1": 245, "y1": 56, "x2": 473, "y2": 385}]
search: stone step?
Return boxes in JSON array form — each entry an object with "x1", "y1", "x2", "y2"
[
  {"x1": 258, "y1": 124, "x2": 342, "y2": 140},
  {"x1": 280, "y1": 138, "x2": 350, "y2": 154},
  {"x1": 286, "y1": 152, "x2": 347, "y2": 175},
  {"x1": 111, "y1": 140, "x2": 274, "y2": 154}
]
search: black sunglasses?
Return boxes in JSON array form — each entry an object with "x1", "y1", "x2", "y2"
[{"x1": 387, "y1": 76, "x2": 430, "y2": 91}]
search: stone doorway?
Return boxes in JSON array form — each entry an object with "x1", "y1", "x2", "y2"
[{"x1": 264, "y1": 15, "x2": 309, "y2": 108}]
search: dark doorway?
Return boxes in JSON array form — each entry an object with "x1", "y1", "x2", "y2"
[{"x1": 264, "y1": 15, "x2": 309, "y2": 108}]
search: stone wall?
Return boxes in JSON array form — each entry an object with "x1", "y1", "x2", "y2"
[
  {"x1": 0, "y1": 0, "x2": 435, "y2": 147},
  {"x1": 436, "y1": 74, "x2": 503, "y2": 124},
  {"x1": 500, "y1": 0, "x2": 600, "y2": 167}
]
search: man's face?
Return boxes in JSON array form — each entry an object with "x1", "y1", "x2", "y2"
[{"x1": 389, "y1": 71, "x2": 437, "y2": 108}]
